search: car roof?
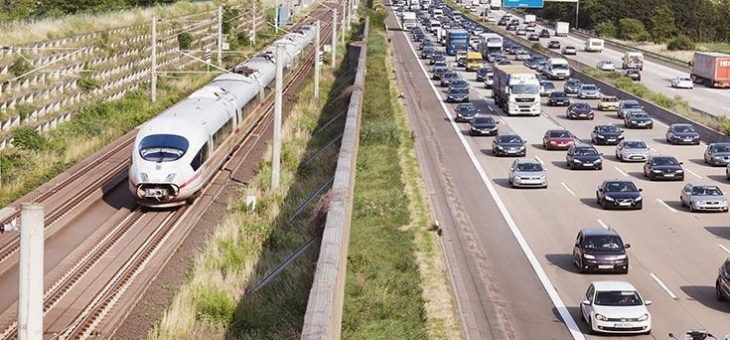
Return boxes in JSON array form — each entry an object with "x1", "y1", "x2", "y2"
[
  {"x1": 591, "y1": 281, "x2": 637, "y2": 292},
  {"x1": 649, "y1": 155, "x2": 677, "y2": 160},
  {"x1": 685, "y1": 182, "x2": 720, "y2": 188},
  {"x1": 514, "y1": 158, "x2": 540, "y2": 165},
  {"x1": 622, "y1": 99, "x2": 640, "y2": 104},
  {"x1": 580, "y1": 227, "x2": 620, "y2": 237}
]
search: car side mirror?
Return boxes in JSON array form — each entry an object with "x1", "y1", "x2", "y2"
[
  {"x1": 624, "y1": 243, "x2": 631, "y2": 248},
  {"x1": 638, "y1": 188, "x2": 643, "y2": 192},
  {"x1": 581, "y1": 299, "x2": 591, "y2": 305},
  {"x1": 679, "y1": 162, "x2": 684, "y2": 165},
  {"x1": 598, "y1": 188, "x2": 603, "y2": 192},
  {"x1": 496, "y1": 121, "x2": 500, "y2": 124},
  {"x1": 645, "y1": 300, "x2": 652, "y2": 306}
]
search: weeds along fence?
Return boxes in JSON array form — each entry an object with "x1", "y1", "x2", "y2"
[
  {"x1": 300, "y1": 17, "x2": 369, "y2": 340},
  {"x1": 0, "y1": 5, "x2": 265, "y2": 149}
]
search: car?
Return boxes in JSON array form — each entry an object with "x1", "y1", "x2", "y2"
[
  {"x1": 440, "y1": 71, "x2": 460, "y2": 87},
  {"x1": 431, "y1": 60, "x2": 447, "y2": 71},
  {"x1": 615, "y1": 140, "x2": 650, "y2": 162},
  {"x1": 470, "y1": 5, "x2": 478, "y2": 12},
  {"x1": 486, "y1": 16, "x2": 496, "y2": 23},
  {"x1": 703, "y1": 143, "x2": 730, "y2": 166},
  {"x1": 475, "y1": 67, "x2": 492, "y2": 82},
  {"x1": 492, "y1": 133, "x2": 527, "y2": 156},
  {"x1": 446, "y1": 87, "x2": 469, "y2": 102},
  {"x1": 597, "y1": 95, "x2": 619, "y2": 111},
  {"x1": 450, "y1": 79, "x2": 469, "y2": 90},
  {"x1": 596, "y1": 180, "x2": 643, "y2": 210},
  {"x1": 469, "y1": 116, "x2": 499, "y2": 136},
  {"x1": 508, "y1": 158, "x2": 547, "y2": 188},
  {"x1": 516, "y1": 52, "x2": 531, "y2": 61},
  {"x1": 547, "y1": 91, "x2": 570, "y2": 106},
  {"x1": 577, "y1": 84, "x2": 601, "y2": 99},
  {"x1": 430, "y1": 53, "x2": 445, "y2": 65},
  {"x1": 539, "y1": 28, "x2": 550, "y2": 38},
  {"x1": 563, "y1": 78, "x2": 582, "y2": 94},
  {"x1": 562, "y1": 45, "x2": 577, "y2": 55},
  {"x1": 418, "y1": 41, "x2": 432, "y2": 50},
  {"x1": 623, "y1": 111, "x2": 654, "y2": 129},
  {"x1": 548, "y1": 40, "x2": 561, "y2": 49},
  {"x1": 680, "y1": 183, "x2": 729, "y2": 212},
  {"x1": 454, "y1": 103, "x2": 479, "y2": 122},
  {"x1": 497, "y1": 20, "x2": 508, "y2": 26},
  {"x1": 420, "y1": 47, "x2": 434, "y2": 59},
  {"x1": 496, "y1": 59, "x2": 512, "y2": 65},
  {"x1": 666, "y1": 123, "x2": 700, "y2": 145},
  {"x1": 617, "y1": 99, "x2": 644, "y2": 118},
  {"x1": 573, "y1": 228, "x2": 631, "y2": 273},
  {"x1": 486, "y1": 52, "x2": 503, "y2": 63},
  {"x1": 566, "y1": 102, "x2": 594, "y2": 120},
  {"x1": 524, "y1": 56, "x2": 545, "y2": 70},
  {"x1": 566, "y1": 144, "x2": 603, "y2": 170},
  {"x1": 596, "y1": 60, "x2": 615, "y2": 71},
  {"x1": 539, "y1": 81, "x2": 556, "y2": 96},
  {"x1": 543, "y1": 129, "x2": 575, "y2": 150},
  {"x1": 671, "y1": 76, "x2": 694, "y2": 89},
  {"x1": 528, "y1": 33, "x2": 540, "y2": 41},
  {"x1": 506, "y1": 24, "x2": 517, "y2": 31},
  {"x1": 526, "y1": 25, "x2": 536, "y2": 32},
  {"x1": 717, "y1": 257, "x2": 730, "y2": 302},
  {"x1": 591, "y1": 125, "x2": 624, "y2": 145},
  {"x1": 516, "y1": 28, "x2": 527, "y2": 36},
  {"x1": 625, "y1": 69, "x2": 641, "y2": 81},
  {"x1": 643, "y1": 155, "x2": 684, "y2": 181},
  {"x1": 580, "y1": 281, "x2": 652, "y2": 335},
  {"x1": 432, "y1": 66, "x2": 449, "y2": 80}
]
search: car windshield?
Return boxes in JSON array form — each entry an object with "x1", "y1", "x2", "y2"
[
  {"x1": 567, "y1": 79, "x2": 581, "y2": 86},
  {"x1": 631, "y1": 112, "x2": 649, "y2": 118},
  {"x1": 624, "y1": 141, "x2": 647, "y2": 149},
  {"x1": 713, "y1": 144, "x2": 730, "y2": 152},
  {"x1": 551, "y1": 92, "x2": 567, "y2": 98},
  {"x1": 458, "y1": 104, "x2": 476, "y2": 112},
  {"x1": 516, "y1": 162, "x2": 543, "y2": 172},
  {"x1": 602, "y1": 97, "x2": 618, "y2": 102},
  {"x1": 499, "y1": 135, "x2": 523, "y2": 143},
  {"x1": 583, "y1": 235, "x2": 624, "y2": 251},
  {"x1": 605, "y1": 181, "x2": 638, "y2": 193},
  {"x1": 550, "y1": 131, "x2": 572, "y2": 138},
  {"x1": 474, "y1": 117, "x2": 495, "y2": 124},
  {"x1": 450, "y1": 88, "x2": 468, "y2": 94},
  {"x1": 582, "y1": 85, "x2": 597, "y2": 91},
  {"x1": 623, "y1": 101, "x2": 641, "y2": 109},
  {"x1": 542, "y1": 83, "x2": 555, "y2": 90},
  {"x1": 512, "y1": 84, "x2": 539, "y2": 94},
  {"x1": 673, "y1": 125, "x2": 696, "y2": 133},
  {"x1": 653, "y1": 157, "x2": 679, "y2": 166},
  {"x1": 594, "y1": 291, "x2": 643, "y2": 306},
  {"x1": 574, "y1": 148, "x2": 598, "y2": 156},
  {"x1": 598, "y1": 126, "x2": 621, "y2": 133},
  {"x1": 692, "y1": 186, "x2": 723, "y2": 196},
  {"x1": 139, "y1": 134, "x2": 189, "y2": 162}
]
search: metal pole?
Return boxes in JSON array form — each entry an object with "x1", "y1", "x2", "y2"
[
  {"x1": 252, "y1": 1, "x2": 257, "y2": 46},
  {"x1": 340, "y1": 3, "x2": 345, "y2": 45},
  {"x1": 331, "y1": 9, "x2": 337, "y2": 67},
  {"x1": 272, "y1": 44, "x2": 283, "y2": 191},
  {"x1": 217, "y1": 6, "x2": 223, "y2": 66},
  {"x1": 314, "y1": 20, "x2": 321, "y2": 100},
  {"x1": 275, "y1": 0, "x2": 279, "y2": 33},
  {"x1": 18, "y1": 204, "x2": 43, "y2": 340},
  {"x1": 575, "y1": 0, "x2": 579, "y2": 30},
  {"x1": 151, "y1": 16, "x2": 157, "y2": 102},
  {"x1": 346, "y1": 0, "x2": 352, "y2": 30}
]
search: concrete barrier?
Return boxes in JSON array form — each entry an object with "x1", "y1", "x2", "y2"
[{"x1": 300, "y1": 17, "x2": 369, "y2": 340}]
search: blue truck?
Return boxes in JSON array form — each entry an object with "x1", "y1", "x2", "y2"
[{"x1": 446, "y1": 29, "x2": 469, "y2": 56}]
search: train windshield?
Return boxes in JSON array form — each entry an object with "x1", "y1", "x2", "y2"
[{"x1": 139, "y1": 134, "x2": 189, "y2": 162}]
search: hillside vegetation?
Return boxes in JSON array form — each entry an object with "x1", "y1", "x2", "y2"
[{"x1": 1, "y1": 0, "x2": 194, "y2": 20}]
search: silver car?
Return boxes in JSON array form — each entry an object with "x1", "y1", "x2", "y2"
[
  {"x1": 615, "y1": 140, "x2": 650, "y2": 162},
  {"x1": 578, "y1": 84, "x2": 601, "y2": 99},
  {"x1": 508, "y1": 158, "x2": 547, "y2": 188},
  {"x1": 680, "y1": 183, "x2": 729, "y2": 212}
]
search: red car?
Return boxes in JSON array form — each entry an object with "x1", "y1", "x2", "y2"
[
  {"x1": 543, "y1": 129, "x2": 576, "y2": 150},
  {"x1": 566, "y1": 103, "x2": 594, "y2": 120}
]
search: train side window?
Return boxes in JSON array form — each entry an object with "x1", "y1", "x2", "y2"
[
  {"x1": 190, "y1": 142, "x2": 209, "y2": 171},
  {"x1": 212, "y1": 118, "x2": 233, "y2": 149}
]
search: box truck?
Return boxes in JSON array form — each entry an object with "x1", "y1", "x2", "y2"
[
  {"x1": 555, "y1": 22, "x2": 569, "y2": 37},
  {"x1": 490, "y1": 0, "x2": 501, "y2": 10},
  {"x1": 622, "y1": 52, "x2": 644, "y2": 70},
  {"x1": 492, "y1": 65, "x2": 541, "y2": 116},
  {"x1": 690, "y1": 52, "x2": 730, "y2": 88},
  {"x1": 524, "y1": 14, "x2": 536, "y2": 27},
  {"x1": 584, "y1": 38, "x2": 604, "y2": 52}
]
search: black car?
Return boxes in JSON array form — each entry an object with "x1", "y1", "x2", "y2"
[
  {"x1": 643, "y1": 155, "x2": 684, "y2": 181},
  {"x1": 624, "y1": 111, "x2": 654, "y2": 129},
  {"x1": 454, "y1": 102, "x2": 479, "y2": 122},
  {"x1": 496, "y1": 59, "x2": 512, "y2": 65},
  {"x1": 666, "y1": 123, "x2": 700, "y2": 145},
  {"x1": 539, "y1": 28, "x2": 550, "y2": 38},
  {"x1": 573, "y1": 228, "x2": 630, "y2": 274},
  {"x1": 492, "y1": 133, "x2": 526, "y2": 156},
  {"x1": 507, "y1": 24, "x2": 517, "y2": 31},
  {"x1": 548, "y1": 40, "x2": 561, "y2": 49},
  {"x1": 440, "y1": 71, "x2": 460, "y2": 87},
  {"x1": 625, "y1": 68, "x2": 641, "y2": 81},
  {"x1": 563, "y1": 78, "x2": 582, "y2": 94},
  {"x1": 475, "y1": 67, "x2": 492, "y2": 81},
  {"x1": 547, "y1": 91, "x2": 570, "y2": 106},
  {"x1": 469, "y1": 116, "x2": 499, "y2": 136},
  {"x1": 420, "y1": 47, "x2": 434, "y2": 59},
  {"x1": 704, "y1": 143, "x2": 730, "y2": 166},
  {"x1": 447, "y1": 87, "x2": 469, "y2": 103},
  {"x1": 591, "y1": 125, "x2": 624, "y2": 145},
  {"x1": 524, "y1": 56, "x2": 545, "y2": 69},
  {"x1": 432, "y1": 66, "x2": 449, "y2": 80},
  {"x1": 497, "y1": 19, "x2": 508, "y2": 26},
  {"x1": 450, "y1": 79, "x2": 469, "y2": 90},
  {"x1": 566, "y1": 103, "x2": 594, "y2": 120},
  {"x1": 566, "y1": 144, "x2": 603, "y2": 170},
  {"x1": 596, "y1": 179, "x2": 643, "y2": 210},
  {"x1": 717, "y1": 257, "x2": 730, "y2": 302},
  {"x1": 528, "y1": 33, "x2": 540, "y2": 41},
  {"x1": 430, "y1": 53, "x2": 445, "y2": 65},
  {"x1": 419, "y1": 41, "x2": 432, "y2": 50}
]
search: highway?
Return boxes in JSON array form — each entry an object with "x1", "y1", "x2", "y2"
[
  {"x1": 477, "y1": 4, "x2": 730, "y2": 118},
  {"x1": 389, "y1": 4, "x2": 730, "y2": 340}
]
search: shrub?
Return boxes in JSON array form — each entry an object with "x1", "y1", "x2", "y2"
[
  {"x1": 12, "y1": 127, "x2": 48, "y2": 151},
  {"x1": 177, "y1": 32, "x2": 193, "y2": 50},
  {"x1": 667, "y1": 35, "x2": 696, "y2": 51},
  {"x1": 78, "y1": 76, "x2": 100, "y2": 93},
  {"x1": 9, "y1": 55, "x2": 32, "y2": 77},
  {"x1": 594, "y1": 21, "x2": 617, "y2": 38},
  {"x1": 618, "y1": 18, "x2": 650, "y2": 41},
  {"x1": 15, "y1": 104, "x2": 35, "y2": 121}
]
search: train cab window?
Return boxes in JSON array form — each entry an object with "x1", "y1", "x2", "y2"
[
  {"x1": 190, "y1": 142, "x2": 209, "y2": 171},
  {"x1": 139, "y1": 134, "x2": 189, "y2": 162}
]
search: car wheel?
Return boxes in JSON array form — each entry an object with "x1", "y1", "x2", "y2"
[
  {"x1": 577, "y1": 257, "x2": 586, "y2": 273},
  {"x1": 619, "y1": 267, "x2": 629, "y2": 274},
  {"x1": 718, "y1": 279, "x2": 728, "y2": 301},
  {"x1": 680, "y1": 197, "x2": 685, "y2": 207},
  {"x1": 596, "y1": 165, "x2": 603, "y2": 170},
  {"x1": 601, "y1": 200, "x2": 608, "y2": 210},
  {"x1": 689, "y1": 203, "x2": 695, "y2": 212}
]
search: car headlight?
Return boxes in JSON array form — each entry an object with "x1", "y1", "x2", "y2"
[
  {"x1": 676, "y1": 169, "x2": 684, "y2": 173},
  {"x1": 596, "y1": 134, "x2": 605, "y2": 138},
  {"x1": 637, "y1": 313, "x2": 649, "y2": 321},
  {"x1": 652, "y1": 169, "x2": 662, "y2": 173},
  {"x1": 635, "y1": 196, "x2": 642, "y2": 201},
  {"x1": 584, "y1": 254, "x2": 595, "y2": 259},
  {"x1": 604, "y1": 196, "x2": 615, "y2": 201},
  {"x1": 594, "y1": 313, "x2": 607, "y2": 321},
  {"x1": 615, "y1": 254, "x2": 627, "y2": 260},
  {"x1": 496, "y1": 145, "x2": 503, "y2": 149},
  {"x1": 631, "y1": 120, "x2": 638, "y2": 124},
  {"x1": 573, "y1": 159, "x2": 582, "y2": 163},
  {"x1": 513, "y1": 176, "x2": 522, "y2": 180},
  {"x1": 519, "y1": 145, "x2": 526, "y2": 150},
  {"x1": 596, "y1": 159, "x2": 602, "y2": 163}
]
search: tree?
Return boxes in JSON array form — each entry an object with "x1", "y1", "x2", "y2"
[
  {"x1": 617, "y1": 18, "x2": 650, "y2": 41},
  {"x1": 594, "y1": 21, "x2": 617, "y2": 38},
  {"x1": 667, "y1": 35, "x2": 696, "y2": 50},
  {"x1": 649, "y1": 5, "x2": 677, "y2": 42}
]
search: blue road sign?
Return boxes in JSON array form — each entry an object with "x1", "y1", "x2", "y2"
[{"x1": 503, "y1": 0, "x2": 544, "y2": 8}]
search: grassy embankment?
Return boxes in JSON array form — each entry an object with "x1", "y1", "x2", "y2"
[
  {"x1": 342, "y1": 2, "x2": 461, "y2": 339},
  {"x1": 148, "y1": 23, "x2": 360, "y2": 340}
]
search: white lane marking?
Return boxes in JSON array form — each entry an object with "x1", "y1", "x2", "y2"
[
  {"x1": 718, "y1": 244, "x2": 730, "y2": 254},
  {"x1": 613, "y1": 166, "x2": 628, "y2": 177},
  {"x1": 398, "y1": 22, "x2": 586, "y2": 340},
  {"x1": 597, "y1": 219, "x2": 609, "y2": 229},
  {"x1": 534, "y1": 155, "x2": 545, "y2": 165},
  {"x1": 656, "y1": 199, "x2": 678, "y2": 213},
  {"x1": 650, "y1": 272, "x2": 679, "y2": 300},
  {"x1": 686, "y1": 168, "x2": 702, "y2": 179},
  {"x1": 561, "y1": 182, "x2": 577, "y2": 198}
]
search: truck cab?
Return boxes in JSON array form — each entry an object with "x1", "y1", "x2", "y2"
[
  {"x1": 466, "y1": 52, "x2": 483, "y2": 71},
  {"x1": 478, "y1": 33, "x2": 503, "y2": 56},
  {"x1": 492, "y1": 65, "x2": 541, "y2": 116},
  {"x1": 622, "y1": 52, "x2": 644, "y2": 71},
  {"x1": 545, "y1": 58, "x2": 571, "y2": 80},
  {"x1": 401, "y1": 12, "x2": 417, "y2": 29}
]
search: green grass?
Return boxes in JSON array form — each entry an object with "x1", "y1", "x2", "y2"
[{"x1": 697, "y1": 42, "x2": 730, "y2": 54}]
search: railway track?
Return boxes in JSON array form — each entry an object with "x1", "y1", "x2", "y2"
[{"x1": 0, "y1": 3, "x2": 341, "y2": 338}]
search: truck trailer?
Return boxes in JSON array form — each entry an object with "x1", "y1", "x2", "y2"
[
  {"x1": 555, "y1": 22, "x2": 569, "y2": 37},
  {"x1": 490, "y1": 0, "x2": 501, "y2": 9},
  {"x1": 690, "y1": 52, "x2": 730, "y2": 88},
  {"x1": 524, "y1": 14, "x2": 536, "y2": 27},
  {"x1": 492, "y1": 65, "x2": 541, "y2": 116}
]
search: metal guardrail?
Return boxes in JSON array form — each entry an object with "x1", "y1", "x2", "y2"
[{"x1": 300, "y1": 16, "x2": 369, "y2": 340}]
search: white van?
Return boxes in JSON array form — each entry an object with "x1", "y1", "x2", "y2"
[
  {"x1": 429, "y1": 19, "x2": 442, "y2": 33},
  {"x1": 402, "y1": 12, "x2": 417, "y2": 29},
  {"x1": 585, "y1": 38, "x2": 604, "y2": 52},
  {"x1": 432, "y1": 8, "x2": 443, "y2": 16},
  {"x1": 545, "y1": 58, "x2": 571, "y2": 80}
]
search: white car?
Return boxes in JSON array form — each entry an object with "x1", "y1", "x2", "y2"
[
  {"x1": 597, "y1": 60, "x2": 615, "y2": 71},
  {"x1": 580, "y1": 281, "x2": 652, "y2": 335},
  {"x1": 486, "y1": 16, "x2": 496, "y2": 22},
  {"x1": 671, "y1": 77, "x2": 694, "y2": 89},
  {"x1": 516, "y1": 28, "x2": 527, "y2": 36}
]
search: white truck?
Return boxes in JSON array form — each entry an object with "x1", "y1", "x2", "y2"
[
  {"x1": 524, "y1": 14, "x2": 536, "y2": 27},
  {"x1": 622, "y1": 52, "x2": 644, "y2": 70},
  {"x1": 471, "y1": 0, "x2": 479, "y2": 6},
  {"x1": 401, "y1": 12, "x2": 417, "y2": 29},
  {"x1": 544, "y1": 58, "x2": 571, "y2": 80},
  {"x1": 478, "y1": 32, "x2": 503, "y2": 56},
  {"x1": 436, "y1": 27, "x2": 446, "y2": 45},
  {"x1": 555, "y1": 22, "x2": 569, "y2": 37},
  {"x1": 490, "y1": 0, "x2": 501, "y2": 10},
  {"x1": 492, "y1": 65, "x2": 541, "y2": 116},
  {"x1": 584, "y1": 38, "x2": 604, "y2": 52}
]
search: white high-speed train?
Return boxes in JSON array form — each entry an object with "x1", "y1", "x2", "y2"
[{"x1": 129, "y1": 24, "x2": 317, "y2": 208}]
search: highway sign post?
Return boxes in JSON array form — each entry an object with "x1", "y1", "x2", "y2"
[{"x1": 503, "y1": 0, "x2": 544, "y2": 8}]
